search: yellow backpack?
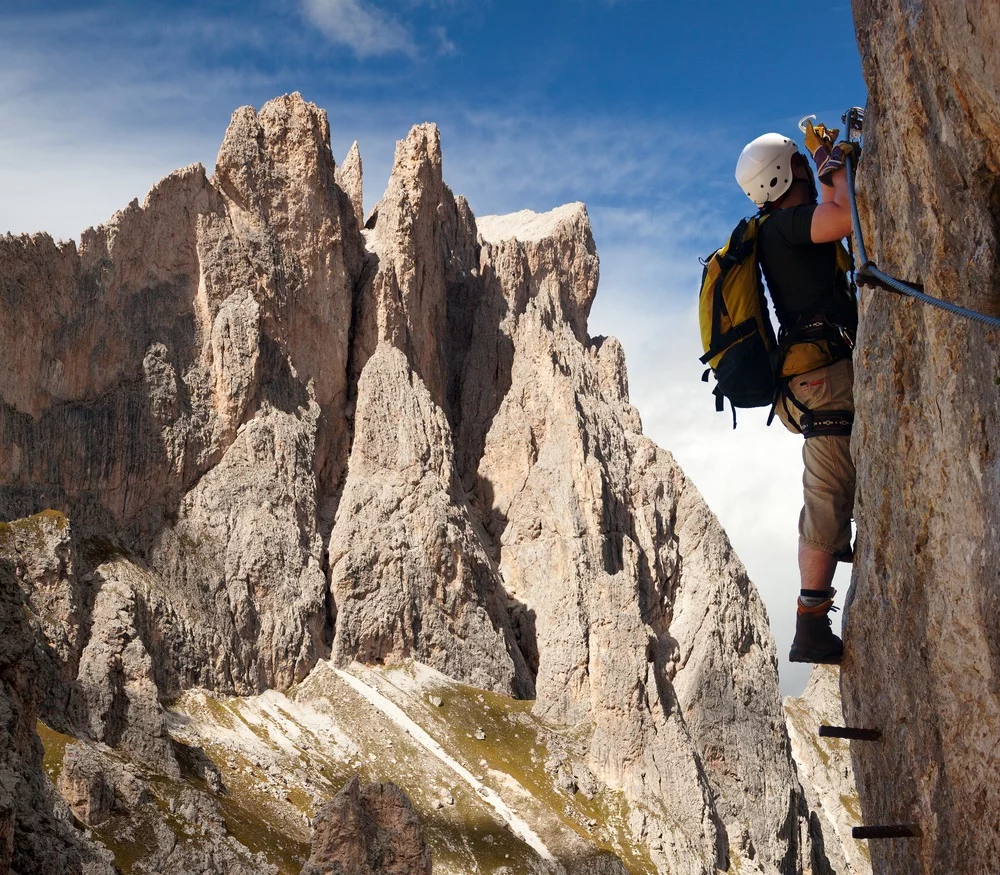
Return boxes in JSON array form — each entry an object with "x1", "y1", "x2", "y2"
[
  {"x1": 698, "y1": 215, "x2": 777, "y2": 427},
  {"x1": 699, "y1": 215, "x2": 856, "y2": 427}
]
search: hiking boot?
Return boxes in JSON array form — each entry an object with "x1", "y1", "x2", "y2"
[{"x1": 789, "y1": 598, "x2": 843, "y2": 664}]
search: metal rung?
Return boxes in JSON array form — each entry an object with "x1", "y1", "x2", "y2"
[
  {"x1": 819, "y1": 725, "x2": 882, "y2": 741},
  {"x1": 853, "y1": 825, "x2": 921, "y2": 839}
]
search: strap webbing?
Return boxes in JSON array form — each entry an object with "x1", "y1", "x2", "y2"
[
  {"x1": 800, "y1": 409, "x2": 854, "y2": 438},
  {"x1": 775, "y1": 380, "x2": 854, "y2": 437},
  {"x1": 699, "y1": 319, "x2": 757, "y2": 364}
]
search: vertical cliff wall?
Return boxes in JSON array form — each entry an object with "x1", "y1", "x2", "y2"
[{"x1": 847, "y1": 3, "x2": 1000, "y2": 872}]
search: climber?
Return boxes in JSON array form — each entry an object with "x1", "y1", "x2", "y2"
[{"x1": 734, "y1": 122, "x2": 858, "y2": 664}]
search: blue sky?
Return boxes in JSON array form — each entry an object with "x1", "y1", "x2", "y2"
[{"x1": 0, "y1": 0, "x2": 867, "y2": 693}]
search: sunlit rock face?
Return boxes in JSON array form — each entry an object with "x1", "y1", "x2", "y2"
[
  {"x1": 847, "y1": 2, "x2": 1000, "y2": 872},
  {"x1": 0, "y1": 92, "x2": 827, "y2": 872},
  {"x1": 785, "y1": 667, "x2": 872, "y2": 875}
]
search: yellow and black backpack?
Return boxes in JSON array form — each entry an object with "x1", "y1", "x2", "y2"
[{"x1": 698, "y1": 214, "x2": 777, "y2": 427}]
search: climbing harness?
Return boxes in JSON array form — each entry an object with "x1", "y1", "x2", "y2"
[
  {"x1": 841, "y1": 106, "x2": 1000, "y2": 331},
  {"x1": 768, "y1": 315, "x2": 856, "y2": 438}
]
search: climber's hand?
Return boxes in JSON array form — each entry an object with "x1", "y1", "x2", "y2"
[
  {"x1": 803, "y1": 120, "x2": 838, "y2": 167},
  {"x1": 818, "y1": 141, "x2": 860, "y2": 184}
]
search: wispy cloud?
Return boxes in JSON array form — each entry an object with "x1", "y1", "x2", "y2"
[
  {"x1": 301, "y1": 0, "x2": 418, "y2": 58},
  {"x1": 432, "y1": 25, "x2": 458, "y2": 56}
]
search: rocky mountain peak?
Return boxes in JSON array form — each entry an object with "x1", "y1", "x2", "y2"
[
  {"x1": 337, "y1": 140, "x2": 364, "y2": 228},
  {"x1": 478, "y1": 202, "x2": 598, "y2": 342},
  {"x1": 0, "y1": 93, "x2": 850, "y2": 873}
]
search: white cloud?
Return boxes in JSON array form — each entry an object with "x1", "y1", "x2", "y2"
[
  {"x1": 302, "y1": 0, "x2": 418, "y2": 58},
  {"x1": 432, "y1": 25, "x2": 458, "y2": 56},
  {"x1": 0, "y1": 50, "x2": 240, "y2": 239}
]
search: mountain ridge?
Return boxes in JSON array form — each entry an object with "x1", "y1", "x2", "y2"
[{"x1": 1, "y1": 93, "x2": 845, "y2": 873}]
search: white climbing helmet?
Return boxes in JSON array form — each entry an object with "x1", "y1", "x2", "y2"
[{"x1": 735, "y1": 133, "x2": 800, "y2": 207}]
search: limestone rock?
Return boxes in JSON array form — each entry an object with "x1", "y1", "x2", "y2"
[
  {"x1": 0, "y1": 561, "x2": 116, "y2": 875},
  {"x1": 337, "y1": 141, "x2": 364, "y2": 229},
  {"x1": 846, "y1": 3, "x2": 1000, "y2": 872},
  {"x1": 300, "y1": 775, "x2": 431, "y2": 875},
  {"x1": 784, "y1": 667, "x2": 871, "y2": 875},
  {"x1": 52, "y1": 733, "x2": 274, "y2": 875},
  {"x1": 670, "y1": 466, "x2": 813, "y2": 873},
  {"x1": 150, "y1": 401, "x2": 330, "y2": 695},
  {"x1": 58, "y1": 743, "x2": 149, "y2": 827},
  {"x1": 1, "y1": 92, "x2": 362, "y2": 698},
  {"x1": 69, "y1": 562, "x2": 178, "y2": 777},
  {"x1": 138, "y1": 786, "x2": 271, "y2": 875},
  {"x1": 0, "y1": 96, "x2": 814, "y2": 872},
  {"x1": 0, "y1": 511, "x2": 85, "y2": 723},
  {"x1": 328, "y1": 344, "x2": 532, "y2": 696},
  {"x1": 475, "y1": 209, "x2": 807, "y2": 872},
  {"x1": 329, "y1": 126, "x2": 533, "y2": 697}
]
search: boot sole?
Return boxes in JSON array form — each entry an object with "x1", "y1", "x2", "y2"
[{"x1": 788, "y1": 649, "x2": 843, "y2": 665}]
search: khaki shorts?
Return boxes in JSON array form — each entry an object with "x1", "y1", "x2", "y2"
[{"x1": 775, "y1": 357, "x2": 856, "y2": 555}]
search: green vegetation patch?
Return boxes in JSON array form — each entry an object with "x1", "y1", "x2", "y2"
[
  {"x1": 212, "y1": 765, "x2": 312, "y2": 873},
  {"x1": 0, "y1": 510, "x2": 70, "y2": 556},
  {"x1": 422, "y1": 795, "x2": 540, "y2": 873},
  {"x1": 839, "y1": 790, "x2": 862, "y2": 824},
  {"x1": 36, "y1": 720, "x2": 75, "y2": 783},
  {"x1": 168, "y1": 694, "x2": 323, "y2": 873},
  {"x1": 37, "y1": 722, "x2": 163, "y2": 873},
  {"x1": 0, "y1": 522, "x2": 12, "y2": 554},
  {"x1": 728, "y1": 843, "x2": 743, "y2": 874},
  {"x1": 200, "y1": 695, "x2": 239, "y2": 731},
  {"x1": 92, "y1": 806, "x2": 167, "y2": 873},
  {"x1": 284, "y1": 786, "x2": 313, "y2": 815},
  {"x1": 79, "y1": 535, "x2": 127, "y2": 565},
  {"x1": 385, "y1": 667, "x2": 655, "y2": 874},
  {"x1": 228, "y1": 703, "x2": 277, "y2": 745}
]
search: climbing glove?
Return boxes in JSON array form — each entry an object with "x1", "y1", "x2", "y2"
[
  {"x1": 818, "y1": 141, "x2": 860, "y2": 184},
  {"x1": 803, "y1": 119, "x2": 839, "y2": 158},
  {"x1": 803, "y1": 120, "x2": 858, "y2": 184}
]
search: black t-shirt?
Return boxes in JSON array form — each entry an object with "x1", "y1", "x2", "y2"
[{"x1": 758, "y1": 204, "x2": 857, "y2": 333}]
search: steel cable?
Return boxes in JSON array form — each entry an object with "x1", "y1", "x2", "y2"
[{"x1": 845, "y1": 153, "x2": 1000, "y2": 330}]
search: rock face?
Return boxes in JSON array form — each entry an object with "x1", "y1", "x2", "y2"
[
  {"x1": 0, "y1": 92, "x2": 823, "y2": 871},
  {"x1": 0, "y1": 512, "x2": 83, "y2": 722},
  {"x1": 1, "y1": 92, "x2": 362, "y2": 699},
  {"x1": 300, "y1": 775, "x2": 431, "y2": 875},
  {"x1": 336, "y1": 141, "x2": 364, "y2": 229},
  {"x1": 58, "y1": 743, "x2": 149, "y2": 827},
  {"x1": 784, "y1": 667, "x2": 871, "y2": 875},
  {"x1": 847, "y1": 3, "x2": 1000, "y2": 873},
  {"x1": 0, "y1": 559, "x2": 116, "y2": 875}
]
